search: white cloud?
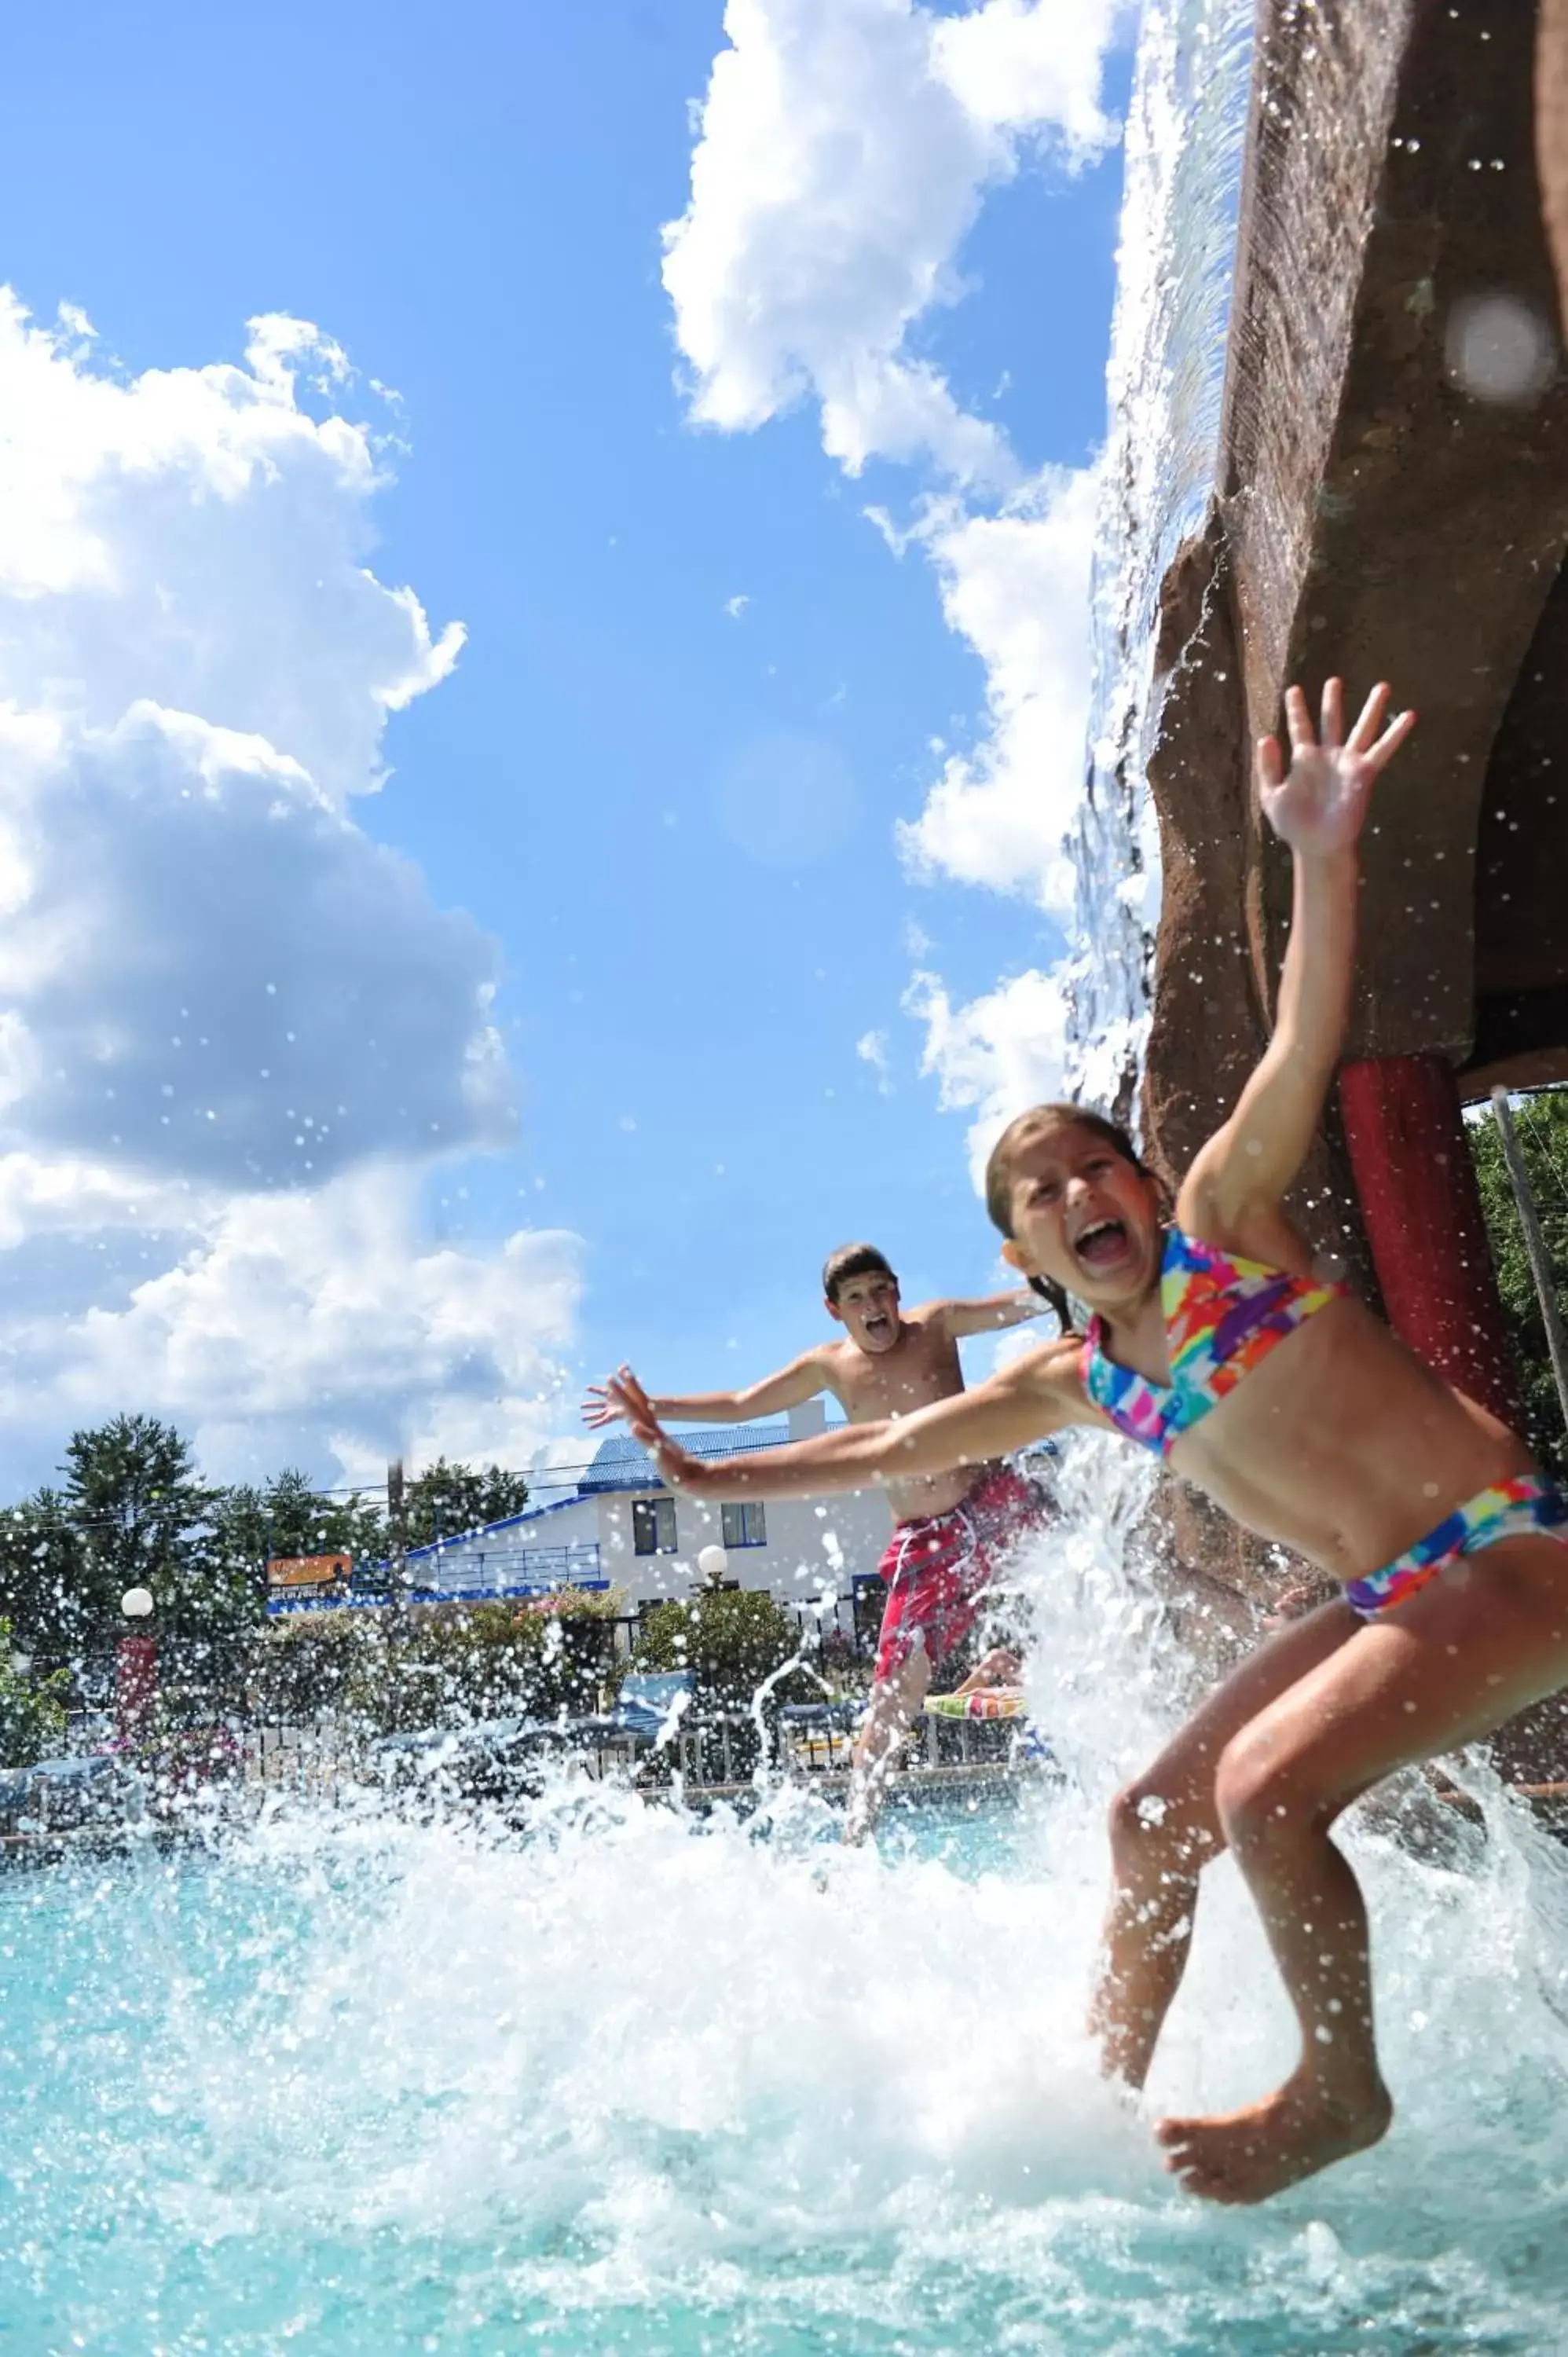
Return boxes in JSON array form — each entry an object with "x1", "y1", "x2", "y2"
[
  {"x1": 667, "y1": 3, "x2": 1124, "y2": 1189},
  {"x1": 855, "y1": 1028, "x2": 893, "y2": 1094},
  {"x1": 663, "y1": 0, "x2": 1116, "y2": 486},
  {"x1": 904, "y1": 965, "x2": 1068, "y2": 1186},
  {"x1": 0, "y1": 1152, "x2": 200, "y2": 1253},
  {"x1": 0, "y1": 294, "x2": 575, "y2": 1491},
  {"x1": 0, "y1": 294, "x2": 462, "y2": 805},
  {"x1": 724, "y1": 592, "x2": 750, "y2": 619},
  {"x1": 896, "y1": 462, "x2": 1098, "y2": 915},
  {"x1": 932, "y1": 0, "x2": 1122, "y2": 139},
  {"x1": 0, "y1": 700, "x2": 511, "y2": 1186},
  {"x1": 0, "y1": 1166, "x2": 581, "y2": 1486}
]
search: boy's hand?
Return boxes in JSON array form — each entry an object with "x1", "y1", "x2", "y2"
[
  {"x1": 1258, "y1": 678, "x2": 1416, "y2": 856},
  {"x1": 604, "y1": 1367, "x2": 709, "y2": 1490}
]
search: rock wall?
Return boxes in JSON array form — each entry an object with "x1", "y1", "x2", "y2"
[{"x1": 1144, "y1": 0, "x2": 1568, "y2": 1193}]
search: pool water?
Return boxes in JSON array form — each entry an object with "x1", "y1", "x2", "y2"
[
  {"x1": 5, "y1": 1717, "x2": 1568, "y2": 2356},
  {"x1": 4, "y1": 1483, "x2": 1568, "y2": 2357}
]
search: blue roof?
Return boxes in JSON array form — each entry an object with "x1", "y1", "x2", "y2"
[
  {"x1": 576, "y1": 1424, "x2": 795, "y2": 1495},
  {"x1": 401, "y1": 1490, "x2": 584, "y2": 1559},
  {"x1": 374, "y1": 1420, "x2": 826, "y2": 1576}
]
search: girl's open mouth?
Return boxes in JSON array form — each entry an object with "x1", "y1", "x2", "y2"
[{"x1": 1073, "y1": 1217, "x2": 1132, "y2": 1275}]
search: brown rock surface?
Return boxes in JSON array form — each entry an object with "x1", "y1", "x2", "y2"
[
  {"x1": 1149, "y1": 0, "x2": 1568, "y2": 1152},
  {"x1": 1134, "y1": 2, "x2": 1568, "y2": 1713}
]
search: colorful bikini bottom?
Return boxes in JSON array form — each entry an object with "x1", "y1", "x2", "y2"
[{"x1": 1343, "y1": 1472, "x2": 1568, "y2": 1619}]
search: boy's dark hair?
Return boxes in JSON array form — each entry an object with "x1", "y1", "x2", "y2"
[
  {"x1": 822, "y1": 1242, "x2": 897, "y2": 1303},
  {"x1": 983, "y1": 1102, "x2": 1145, "y2": 1336}
]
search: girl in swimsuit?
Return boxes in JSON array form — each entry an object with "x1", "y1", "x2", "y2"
[{"x1": 606, "y1": 677, "x2": 1568, "y2": 2205}]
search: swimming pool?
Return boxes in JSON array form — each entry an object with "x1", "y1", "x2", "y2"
[{"x1": 3, "y1": 1755, "x2": 1567, "y2": 2357}]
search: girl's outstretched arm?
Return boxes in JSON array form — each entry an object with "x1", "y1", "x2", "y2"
[
  {"x1": 1183, "y1": 678, "x2": 1416, "y2": 1235},
  {"x1": 603, "y1": 1347, "x2": 1082, "y2": 1498}
]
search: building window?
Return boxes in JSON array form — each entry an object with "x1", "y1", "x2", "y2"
[
  {"x1": 721, "y1": 1500, "x2": 767, "y2": 1548},
  {"x1": 632, "y1": 1496, "x2": 677, "y2": 1556}
]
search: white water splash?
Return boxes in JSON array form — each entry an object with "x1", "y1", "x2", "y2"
[
  {"x1": 1068, "y1": 0, "x2": 1257, "y2": 1112},
  {"x1": 5, "y1": 1460, "x2": 1568, "y2": 2352}
]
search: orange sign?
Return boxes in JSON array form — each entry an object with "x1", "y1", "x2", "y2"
[{"x1": 267, "y1": 1553, "x2": 352, "y2": 1590}]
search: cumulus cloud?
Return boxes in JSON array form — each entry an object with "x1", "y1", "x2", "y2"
[
  {"x1": 0, "y1": 701, "x2": 510, "y2": 1186},
  {"x1": 663, "y1": 0, "x2": 1117, "y2": 486},
  {"x1": 895, "y1": 463, "x2": 1099, "y2": 916},
  {"x1": 903, "y1": 965, "x2": 1068, "y2": 1186},
  {"x1": 667, "y1": 2, "x2": 1123, "y2": 1185},
  {"x1": 0, "y1": 295, "x2": 461, "y2": 805},
  {"x1": 0, "y1": 294, "x2": 573, "y2": 1489},
  {"x1": 855, "y1": 1028, "x2": 893, "y2": 1094},
  {"x1": 0, "y1": 1166, "x2": 581, "y2": 1486}
]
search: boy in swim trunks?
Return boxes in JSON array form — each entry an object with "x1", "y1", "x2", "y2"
[{"x1": 584, "y1": 1244, "x2": 1056, "y2": 1837}]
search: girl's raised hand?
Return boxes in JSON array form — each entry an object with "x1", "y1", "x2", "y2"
[{"x1": 1258, "y1": 679, "x2": 1416, "y2": 856}]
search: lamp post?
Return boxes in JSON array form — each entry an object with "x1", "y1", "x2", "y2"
[{"x1": 116, "y1": 1585, "x2": 157, "y2": 1748}]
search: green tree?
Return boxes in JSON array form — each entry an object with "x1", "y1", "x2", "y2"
[
  {"x1": 1468, "y1": 1091, "x2": 1568, "y2": 1477},
  {"x1": 405, "y1": 1458, "x2": 529, "y2": 1549},
  {"x1": 62, "y1": 1415, "x2": 213, "y2": 1592},
  {"x1": 0, "y1": 1486, "x2": 93, "y2": 1662},
  {"x1": 215, "y1": 1470, "x2": 386, "y2": 1570},
  {"x1": 58, "y1": 1415, "x2": 260, "y2": 1677},
  {"x1": 0, "y1": 1617, "x2": 68, "y2": 1767}
]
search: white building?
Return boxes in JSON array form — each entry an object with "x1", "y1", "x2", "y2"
[{"x1": 396, "y1": 1402, "x2": 894, "y2": 1618}]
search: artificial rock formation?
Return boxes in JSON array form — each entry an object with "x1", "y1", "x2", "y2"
[{"x1": 1149, "y1": 0, "x2": 1568, "y2": 1157}]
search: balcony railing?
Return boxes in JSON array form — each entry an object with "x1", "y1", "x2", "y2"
[{"x1": 265, "y1": 1541, "x2": 605, "y2": 1614}]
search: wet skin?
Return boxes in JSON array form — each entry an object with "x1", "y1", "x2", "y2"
[
  {"x1": 999, "y1": 1119, "x2": 1568, "y2": 2203},
  {"x1": 816, "y1": 1276, "x2": 991, "y2": 1522}
]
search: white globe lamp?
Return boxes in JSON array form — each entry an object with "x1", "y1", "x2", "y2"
[
  {"x1": 121, "y1": 1586, "x2": 155, "y2": 1621},
  {"x1": 696, "y1": 1544, "x2": 729, "y2": 1583}
]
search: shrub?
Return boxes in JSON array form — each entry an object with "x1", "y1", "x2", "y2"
[
  {"x1": 631, "y1": 1589, "x2": 813, "y2": 1714},
  {"x1": 249, "y1": 1590, "x2": 624, "y2": 1736}
]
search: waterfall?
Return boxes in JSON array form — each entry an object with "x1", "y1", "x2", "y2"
[{"x1": 1067, "y1": 0, "x2": 1258, "y2": 1113}]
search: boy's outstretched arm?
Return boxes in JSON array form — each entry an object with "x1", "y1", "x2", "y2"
[
  {"x1": 935, "y1": 1288, "x2": 1056, "y2": 1339},
  {"x1": 1184, "y1": 678, "x2": 1416, "y2": 1236},
  {"x1": 605, "y1": 1350, "x2": 1077, "y2": 1498},
  {"x1": 582, "y1": 1351, "x2": 828, "y2": 1431}
]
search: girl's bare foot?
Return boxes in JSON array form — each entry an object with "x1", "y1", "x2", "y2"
[{"x1": 1156, "y1": 2067, "x2": 1391, "y2": 2205}]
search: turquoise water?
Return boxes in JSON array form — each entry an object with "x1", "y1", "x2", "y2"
[
  {"x1": 4, "y1": 1472, "x2": 1567, "y2": 2355},
  {"x1": 4, "y1": 1746, "x2": 1568, "y2": 2357}
]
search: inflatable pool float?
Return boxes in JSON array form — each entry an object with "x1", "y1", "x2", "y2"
[{"x1": 924, "y1": 1687, "x2": 1028, "y2": 1721}]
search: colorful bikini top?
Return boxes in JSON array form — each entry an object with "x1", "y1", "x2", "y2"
[{"x1": 1079, "y1": 1227, "x2": 1348, "y2": 1457}]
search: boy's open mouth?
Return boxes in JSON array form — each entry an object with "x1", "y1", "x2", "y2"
[
  {"x1": 863, "y1": 1310, "x2": 893, "y2": 1337},
  {"x1": 1072, "y1": 1217, "x2": 1131, "y2": 1275}
]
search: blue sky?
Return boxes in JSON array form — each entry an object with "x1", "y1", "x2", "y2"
[{"x1": 0, "y1": 0, "x2": 1131, "y2": 1490}]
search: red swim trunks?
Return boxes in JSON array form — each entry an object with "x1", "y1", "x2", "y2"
[{"x1": 873, "y1": 1461, "x2": 1050, "y2": 1684}]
